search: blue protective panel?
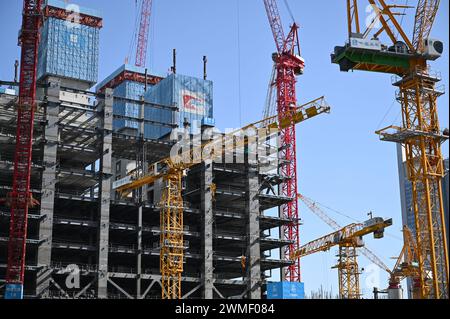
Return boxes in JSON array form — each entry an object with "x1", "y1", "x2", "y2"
[
  {"x1": 267, "y1": 282, "x2": 305, "y2": 300},
  {"x1": 110, "y1": 79, "x2": 172, "y2": 139},
  {"x1": 106, "y1": 72, "x2": 215, "y2": 140},
  {"x1": 44, "y1": 0, "x2": 102, "y2": 18},
  {"x1": 37, "y1": 17, "x2": 100, "y2": 85},
  {"x1": 4, "y1": 284, "x2": 24, "y2": 299},
  {"x1": 145, "y1": 74, "x2": 214, "y2": 135}
]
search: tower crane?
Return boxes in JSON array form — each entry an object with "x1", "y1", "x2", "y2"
[
  {"x1": 297, "y1": 194, "x2": 394, "y2": 298},
  {"x1": 298, "y1": 194, "x2": 394, "y2": 273},
  {"x1": 299, "y1": 194, "x2": 425, "y2": 299},
  {"x1": 379, "y1": 225, "x2": 421, "y2": 299},
  {"x1": 263, "y1": 0, "x2": 305, "y2": 283},
  {"x1": 331, "y1": 0, "x2": 448, "y2": 299},
  {"x1": 4, "y1": 0, "x2": 43, "y2": 299},
  {"x1": 290, "y1": 214, "x2": 393, "y2": 299},
  {"x1": 134, "y1": 0, "x2": 153, "y2": 67},
  {"x1": 114, "y1": 98, "x2": 331, "y2": 299}
]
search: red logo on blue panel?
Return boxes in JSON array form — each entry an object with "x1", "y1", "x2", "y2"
[{"x1": 182, "y1": 90, "x2": 206, "y2": 114}]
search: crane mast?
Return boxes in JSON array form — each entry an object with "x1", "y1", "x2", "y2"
[
  {"x1": 332, "y1": 0, "x2": 448, "y2": 299},
  {"x1": 5, "y1": 0, "x2": 43, "y2": 299},
  {"x1": 135, "y1": 0, "x2": 153, "y2": 67},
  {"x1": 263, "y1": 0, "x2": 305, "y2": 283}
]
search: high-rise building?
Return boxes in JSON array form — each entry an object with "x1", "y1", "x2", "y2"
[{"x1": 396, "y1": 145, "x2": 449, "y2": 298}]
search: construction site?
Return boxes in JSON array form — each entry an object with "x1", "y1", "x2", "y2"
[{"x1": 0, "y1": 0, "x2": 448, "y2": 301}]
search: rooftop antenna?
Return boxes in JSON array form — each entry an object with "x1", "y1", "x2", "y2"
[
  {"x1": 14, "y1": 60, "x2": 19, "y2": 83},
  {"x1": 171, "y1": 49, "x2": 177, "y2": 74},
  {"x1": 203, "y1": 56, "x2": 207, "y2": 80}
]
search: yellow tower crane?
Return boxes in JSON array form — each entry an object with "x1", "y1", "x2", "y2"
[
  {"x1": 299, "y1": 194, "x2": 426, "y2": 299},
  {"x1": 332, "y1": 0, "x2": 449, "y2": 299},
  {"x1": 113, "y1": 97, "x2": 331, "y2": 299},
  {"x1": 352, "y1": 224, "x2": 420, "y2": 299},
  {"x1": 379, "y1": 225, "x2": 421, "y2": 299},
  {"x1": 290, "y1": 212, "x2": 392, "y2": 299}
]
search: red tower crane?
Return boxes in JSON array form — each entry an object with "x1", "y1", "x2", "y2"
[
  {"x1": 135, "y1": 0, "x2": 153, "y2": 67},
  {"x1": 5, "y1": 0, "x2": 43, "y2": 299},
  {"x1": 263, "y1": 0, "x2": 305, "y2": 282}
]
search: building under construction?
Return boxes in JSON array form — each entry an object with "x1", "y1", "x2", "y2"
[
  {"x1": 1, "y1": 0, "x2": 448, "y2": 301},
  {"x1": 0, "y1": 0, "x2": 300, "y2": 299}
]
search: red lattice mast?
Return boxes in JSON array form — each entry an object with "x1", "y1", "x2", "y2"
[
  {"x1": 6, "y1": 0, "x2": 43, "y2": 292},
  {"x1": 263, "y1": 0, "x2": 305, "y2": 282}
]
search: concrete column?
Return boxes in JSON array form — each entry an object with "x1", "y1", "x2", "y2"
[
  {"x1": 136, "y1": 140, "x2": 148, "y2": 298},
  {"x1": 35, "y1": 78, "x2": 60, "y2": 297},
  {"x1": 136, "y1": 205, "x2": 143, "y2": 298},
  {"x1": 201, "y1": 160, "x2": 214, "y2": 299},
  {"x1": 97, "y1": 89, "x2": 113, "y2": 298},
  {"x1": 246, "y1": 161, "x2": 261, "y2": 299}
]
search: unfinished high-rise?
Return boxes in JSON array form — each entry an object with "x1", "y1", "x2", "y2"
[{"x1": 0, "y1": 0, "x2": 296, "y2": 299}]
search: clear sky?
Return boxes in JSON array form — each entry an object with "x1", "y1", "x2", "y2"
[{"x1": 0, "y1": 0, "x2": 448, "y2": 299}]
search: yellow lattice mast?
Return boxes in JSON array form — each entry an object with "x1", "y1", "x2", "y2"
[
  {"x1": 332, "y1": 0, "x2": 448, "y2": 299},
  {"x1": 159, "y1": 168, "x2": 184, "y2": 299},
  {"x1": 334, "y1": 245, "x2": 361, "y2": 299}
]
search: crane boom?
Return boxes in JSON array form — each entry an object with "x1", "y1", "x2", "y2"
[
  {"x1": 5, "y1": 0, "x2": 43, "y2": 300},
  {"x1": 135, "y1": 0, "x2": 153, "y2": 67},
  {"x1": 298, "y1": 194, "x2": 393, "y2": 274},
  {"x1": 291, "y1": 218, "x2": 393, "y2": 260},
  {"x1": 263, "y1": 0, "x2": 286, "y2": 54},
  {"x1": 360, "y1": 246, "x2": 391, "y2": 274},
  {"x1": 413, "y1": 0, "x2": 440, "y2": 53},
  {"x1": 298, "y1": 194, "x2": 341, "y2": 231},
  {"x1": 114, "y1": 97, "x2": 331, "y2": 196}
]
